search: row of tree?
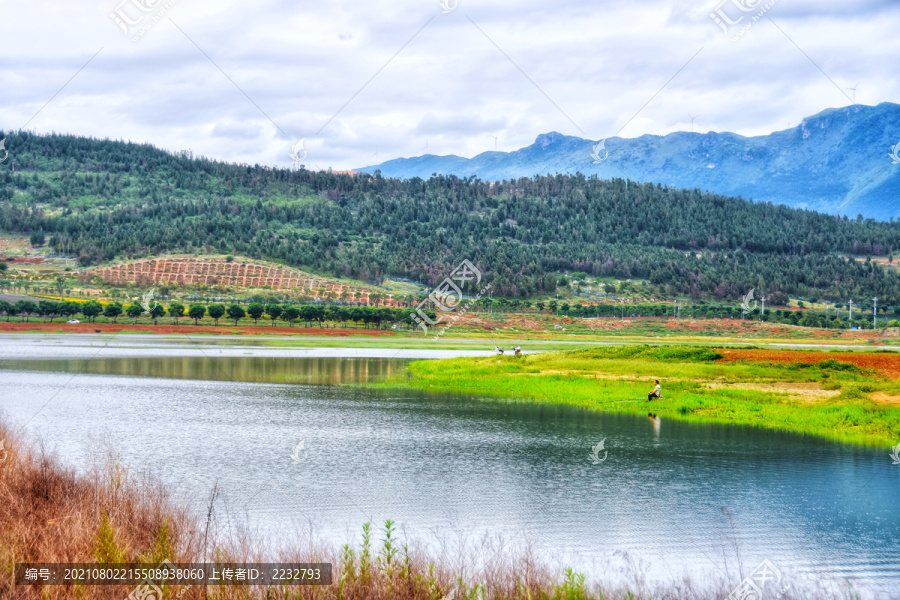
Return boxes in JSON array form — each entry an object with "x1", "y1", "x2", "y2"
[
  {"x1": 0, "y1": 299, "x2": 434, "y2": 329},
  {"x1": 1, "y1": 297, "x2": 891, "y2": 330}
]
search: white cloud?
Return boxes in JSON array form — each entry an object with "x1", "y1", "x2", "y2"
[
  {"x1": 211, "y1": 121, "x2": 263, "y2": 140},
  {"x1": 0, "y1": 0, "x2": 897, "y2": 170}
]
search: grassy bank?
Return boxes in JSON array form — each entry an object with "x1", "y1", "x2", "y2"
[{"x1": 372, "y1": 346, "x2": 900, "y2": 446}]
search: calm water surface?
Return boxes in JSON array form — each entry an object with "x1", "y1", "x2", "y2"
[{"x1": 0, "y1": 337, "x2": 898, "y2": 597}]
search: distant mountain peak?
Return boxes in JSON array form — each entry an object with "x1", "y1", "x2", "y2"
[
  {"x1": 535, "y1": 131, "x2": 576, "y2": 147},
  {"x1": 357, "y1": 103, "x2": 900, "y2": 220}
]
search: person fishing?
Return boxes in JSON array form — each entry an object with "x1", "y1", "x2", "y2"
[{"x1": 648, "y1": 379, "x2": 661, "y2": 401}]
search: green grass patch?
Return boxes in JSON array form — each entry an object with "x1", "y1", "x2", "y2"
[
  {"x1": 368, "y1": 345, "x2": 900, "y2": 446},
  {"x1": 568, "y1": 345, "x2": 723, "y2": 362}
]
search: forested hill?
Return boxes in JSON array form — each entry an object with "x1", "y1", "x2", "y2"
[{"x1": 2, "y1": 130, "x2": 900, "y2": 304}]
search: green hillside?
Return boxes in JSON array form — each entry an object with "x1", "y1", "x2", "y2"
[{"x1": 2, "y1": 130, "x2": 900, "y2": 304}]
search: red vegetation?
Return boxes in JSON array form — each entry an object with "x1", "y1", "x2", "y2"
[{"x1": 717, "y1": 348, "x2": 900, "y2": 379}]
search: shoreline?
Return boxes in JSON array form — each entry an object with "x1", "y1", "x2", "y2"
[
  {"x1": 367, "y1": 345, "x2": 900, "y2": 447},
  {"x1": 1, "y1": 329, "x2": 897, "y2": 353},
  {"x1": 3, "y1": 333, "x2": 899, "y2": 446}
]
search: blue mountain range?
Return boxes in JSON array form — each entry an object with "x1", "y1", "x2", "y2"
[{"x1": 357, "y1": 103, "x2": 900, "y2": 220}]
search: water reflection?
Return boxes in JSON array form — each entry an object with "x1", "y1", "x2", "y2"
[
  {"x1": 0, "y1": 356, "x2": 411, "y2": 385},
  {"x1": 1, "y1": 354, "x2": 898, "y2": 596},
  {"x1": 647, "y1": 413, "x2": 661, "y2": 437}
]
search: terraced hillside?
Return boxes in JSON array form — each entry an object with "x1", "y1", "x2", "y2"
[{"x1": 83, "y1": 256, "x2": 413, "y2": 305}]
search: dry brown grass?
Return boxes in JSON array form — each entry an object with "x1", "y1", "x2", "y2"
[
  {"x1": 0, "y1": 423, "x2": 203, "y2": 599},
  {"x1": 0, "y1": 422, "x2": 872, "y2": 600}
]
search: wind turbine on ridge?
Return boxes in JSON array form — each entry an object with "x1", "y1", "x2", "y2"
[
  {"x1": 688, "y1": 113, "x2": 699, "y2": 133},
  {"x1": 846, "y1": 81, "x2": 859, "y2": 104}
]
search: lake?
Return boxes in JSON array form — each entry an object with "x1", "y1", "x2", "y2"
[{"x1": 1, "y1": 335, "x2": 898, "y2": 597}]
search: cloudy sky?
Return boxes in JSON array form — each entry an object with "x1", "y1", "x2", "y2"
[{"x1": 2, "y1": 0, "x2": 898, "y2": 170}]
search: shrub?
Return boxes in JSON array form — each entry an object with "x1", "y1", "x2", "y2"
[
  {"x1": 838, "y1": 385, "x2": 869, "y2": 401},
  {"x1": 94, "y1": 512, "x2": 128, "y2": 563},
  {"x1": 571, "y1": 345, "x2": 723, "y2": 363}
]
